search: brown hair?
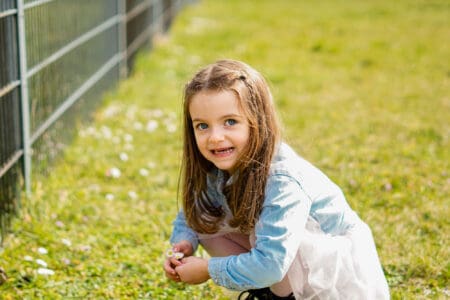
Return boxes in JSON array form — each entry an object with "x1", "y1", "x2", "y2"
[{"x1": 181, "y1": 59, "x2": 281, "y2": 234}]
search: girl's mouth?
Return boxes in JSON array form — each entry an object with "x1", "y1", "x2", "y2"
[{"x1": 211, "y1": 147, "x2": 234, "y2": 155}]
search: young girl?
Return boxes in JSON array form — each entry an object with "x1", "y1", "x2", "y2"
[{"x1": 163, "y1": 59, "x2": 390, "y2": 299}]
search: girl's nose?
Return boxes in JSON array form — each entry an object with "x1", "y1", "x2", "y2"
[{"x1": 209, "y1": 127, "x2": 225, "y2": 143}]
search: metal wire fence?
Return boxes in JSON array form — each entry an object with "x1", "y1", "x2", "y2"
[{"x1": 0, "y1": 0, "x2": 195, "y2": 244}]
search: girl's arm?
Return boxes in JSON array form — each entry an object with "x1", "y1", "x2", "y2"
[
  {"x1": 208, "y1": 174, "x2": 312, "y2": 290},
  {"x1": 165, "y1": 211, "x2": 198, "y2": 282},
  {"x1": 170, "y1": 210, "x2": 199, "y2": 253}
]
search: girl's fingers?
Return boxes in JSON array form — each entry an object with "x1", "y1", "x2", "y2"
[
  {"x1": 166, "y1": 270, "x2": 180, "y2": 281},
  {"x1": 163, "y1": 259, "x2": 177, "y2": 275},
  {"x1": 163, "y1": 258, "x2": 184, "y2": 282},
  {"x1": 172, "y1": 241, "x2": 193, "y2": 256},
  {"x1": 169, "y1": 257, "x2": 183, "y2": 267}
]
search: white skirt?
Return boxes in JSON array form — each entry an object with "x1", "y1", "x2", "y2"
[{"x1": 287, "y1": 218, "x2": 390, "y2": 300}]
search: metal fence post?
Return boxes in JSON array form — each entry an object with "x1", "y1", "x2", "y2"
[
  {"x1": 153, "y1": 0, "x2": 163, "y2": 34},
  {"x1": 118, "y1": 0, "x2": 127, "y2": 79},
  {"x1": 16, "y1": 0, "x2": 31, "y2": 195}
]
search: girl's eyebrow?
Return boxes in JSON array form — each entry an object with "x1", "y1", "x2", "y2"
[
  {"x1": 221, "y1": 113, "x2": 243, "y2": 119},
  {"x1": 191, "y1": 113, "x2": 243, "y2": 123},
  {"x1": 191, "y1": 117, "x2": 205, "y2": 123}
]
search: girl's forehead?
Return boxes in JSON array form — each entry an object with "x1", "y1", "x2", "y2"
[
  {"x1": 191, "y1": 89, "x2": 240, "y2": 104},
  {"x1": 189, "y1": 89, "x2": 248, "y2": 118},
  {"x1": 190, "y1": 90, "x2": 237, "y2": 107}
]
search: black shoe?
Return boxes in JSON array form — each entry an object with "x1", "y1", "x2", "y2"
[
  {"x1": 238, "y1": 288, "x2": 295, "y2": 300},
  {"x1": 272, "y1": 292, "x2": 295, "y2": 300},
  {"x1": 238, "y1": 287, "x2": 272, "y2": 300}
]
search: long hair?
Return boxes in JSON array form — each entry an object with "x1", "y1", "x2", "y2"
[{"x1": 181, "y1": 59, "x2": 281, "y2": 234}]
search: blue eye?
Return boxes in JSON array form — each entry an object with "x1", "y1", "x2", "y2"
[
  {"x1": 225, "y1": 119, "x2": 237, "y2": 126},
  {"x1": 196, "y1": 123, "x2": 208, "y2": 130}
]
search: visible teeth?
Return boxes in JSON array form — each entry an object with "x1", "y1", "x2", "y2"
[{"x1": 215, "y1": 148, "x2": 232, "y2": 154}]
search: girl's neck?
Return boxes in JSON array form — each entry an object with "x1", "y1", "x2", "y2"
[{"x1": 223, "y1": 171, "x2": 231, "y2": 181}]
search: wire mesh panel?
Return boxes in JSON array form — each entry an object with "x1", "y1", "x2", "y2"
[
  {"x1": 25, "y1": 0, "x2": 118, "y2": 68},
  {"x1": 0, "y1": 88, "x2": 23, "y2": 244},
  {"x1": 0, "y1": 1, "x2": 16, "y2": 11},
  {"x1": 28, "y1": 22, "x2": 120, "y2": 135},
  {"x1": 0, "y1": 161, "x2": 22, "y2": 245},
  {"x1": 31, "y1": 64, "x2": 120, "y2": 177},
  {"x1": 0, "y1": 0, "x2": 195, "y2": 244},
  {"x1": 126, "y1": 0, "x2": 158, "y2": 69},
  {"x1": 162, "y1": 0, "x2": 174, "y2": 31},
  {"x1": 0, "y1": 1, "x2": 22, "y2": 244},
  {"x1": 0, "y1": 4, "x2": 18, "y2": 93},
  {"x1": 23, "y1": 0, "x2": 120, "y2": 175},
  {"x1": 0, "y1": 90, "x2": 22, "y2": 178}
]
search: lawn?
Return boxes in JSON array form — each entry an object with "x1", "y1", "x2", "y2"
[{"x1": 0, "y1": 0, "x2": 448, "y2": 299}]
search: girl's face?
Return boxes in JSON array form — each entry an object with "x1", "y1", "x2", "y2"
[{"x1": 189, "y1": 89, "x2": 250, "y2": 174}]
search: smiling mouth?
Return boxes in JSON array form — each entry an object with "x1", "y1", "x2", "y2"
[{"x1": 211, "y1": 147, "x2": 234, "y2": 155}]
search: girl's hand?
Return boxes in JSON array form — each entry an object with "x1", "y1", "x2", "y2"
[
  {"x1": 163, "y1": 255, "x2": 182, "y2": 282},
  {"x1": 172, "y1": 240, "x2": 194, "y2": 257},
  {"x1": 163, "y1": 240, "x2": 193, "y2": 282},
  {"x1": 175, "y1": 256, "x2": 210, "y2": 284}
]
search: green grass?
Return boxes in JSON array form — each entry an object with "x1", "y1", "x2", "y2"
[{"x1": 1, "y1": 0, "x2": 449, "y2": 298}]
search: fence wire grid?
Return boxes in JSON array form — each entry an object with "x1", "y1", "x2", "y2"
[{"x1": 0, "y1": 0, "x2": 195, "y2": 244}]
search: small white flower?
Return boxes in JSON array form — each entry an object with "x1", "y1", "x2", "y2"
[
  {"x1": 119, "y1": 152, "x2": 129, "y2": 161},
  {"x1": 126, "y1": 106, "x2": 137, "y2": 119},
  {"x1": 123, "y1": 133, "x2": 133, "y2": 143},
  {"x1": 139, "y1": 168, "x2": 149, "y2": 177},
  {"x1": 106, "y1": 167, "x2": 121, "y2": 178},
  {"x1": 166, "y1": 123, "x2": 177, "y2": 133},
  {"x1": 79, "y1": 245, "x2": 91, "y2": 252},
  {"x1": 124, "y1": 143, "x2": 134, "y2": 151},
  {"x1": 37, "y1": 268, "x2": 54, "y2": 275},
  {"x1": 151, "y1": 109, "x2": 164, "y2": 118},
  {"x1": 147, "y1": 162, "x2": 156, "y2": 169},
  {"x1": 37, "y1": 247, "x2": 48, "y2": 255},
  {"x1": 105, "y1": 193, "x2": 115, "y2": 201},
  {"x1": 87, "y1": 126, "x2": 97, "y2": 134},
  {"x1": 383, "y1": 182, "x2": 393, "y2": 191},
  {"x1": 24, "y1": 255, "x2": 33, "y2": 261},
  {"x1": 146, "y1": 120, "x2": 159, "y2": 132},
  {"x1": 133, "y1": 122, "x2": 143, "y2": 130},
  {"x1": 101, "y1": 126, "x2": 112, "y2": 139},
  {"x1": 62, "y1": 258, "x2": 71, "y2": 265},
  {"x1": 61, "y1": 238, "x2": 72, "y2": 247},
  {"x1": 128, "y1": 191, "x2": 138, "y2": 199},
  {"x1": 112, "y1": 136, "x2": 121, "y2": 144},
  {"x1": 88, "y1": 184, "x2": 101, "y2": 192},
  {"x1": 80, "y1": 126, "x2": 96, "y2": 137},
  {"x1": 36, "y1": 259, "x2": 48, "y2": 267},
  {"x1": 102, "y1": 104, "x2": 121, "y2": 118},
  {"x1": 55, "y1": 220, "x2": 65, "y2": 228},
  {"x1": 166, "y1": 248, "x2": 184, "y2": 260}
]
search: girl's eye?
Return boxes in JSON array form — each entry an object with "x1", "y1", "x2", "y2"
[
  {"x1": 196, "y1": 123, "x2": 208, "y2": 130},
  {"x1": 225, "y1": 119, "x2": 237, "y2": 126}
]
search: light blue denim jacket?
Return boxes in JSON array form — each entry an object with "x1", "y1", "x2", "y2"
[{"x1": 170, "y1": 143, "x2": 361, "y2": 291}]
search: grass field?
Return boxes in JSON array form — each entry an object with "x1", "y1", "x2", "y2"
[{"x1": 0, "y1": 0, "x2": 448, "y2": 299}]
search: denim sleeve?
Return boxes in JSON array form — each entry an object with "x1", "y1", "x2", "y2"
[
  {"x1": 169, "y1": 210, "x2": 199, "y2": 252},
  {"x1": 208, "y1": 174, "x2": 312, "y2": 290}
]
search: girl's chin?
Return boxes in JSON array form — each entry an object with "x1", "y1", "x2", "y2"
[{"x1": 214, "y1": 163, "x2": 236, "y2": 174}]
